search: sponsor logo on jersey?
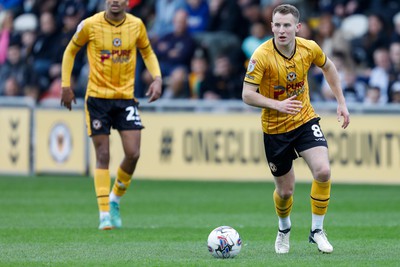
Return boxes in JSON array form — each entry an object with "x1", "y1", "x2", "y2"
[
  {"x1": 287, "y1": 80, "x2": 305, "y2": 97},
  {"x1": 100, "y1": 49, "x2": 131, "y2": 63},
  {"x1": 273, "y1": 85, "x2": 286, "y2": 99},
  {"x1": 100, "y1": 50, "x2": 111, "y2": 62},
  {"x1": 274, "y1": 80, "x2": 306, "y2": 98}
]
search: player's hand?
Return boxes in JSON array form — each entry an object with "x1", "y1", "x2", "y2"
[
  {"x1": 337, "y1": 103, "x2": 350, "y2": 129},
  {"x1": 276, "y1": 95, "x2": 303, "y2": 115},
  {"x1": 146, "y1": 77, "x2": 162, "y2": 103},
  {"x1": 60, "y1": 87, "x2": 76, "y2": 111}
]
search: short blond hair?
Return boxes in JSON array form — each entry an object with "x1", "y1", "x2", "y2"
[{"x1": 273, "y1": 4, "x2": 300, "y2": 23}]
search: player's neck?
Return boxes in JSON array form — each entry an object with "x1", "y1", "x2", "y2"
[
  {"x1": 276, "y1": 42, "x2": 295, "y2": 58},
  {"x1": 105, "y1": 11, "x2": 126, "y2": 23}
]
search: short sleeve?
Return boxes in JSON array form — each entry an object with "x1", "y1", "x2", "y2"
[
  {"x1": 309, "y1": 40, "x2": 326, "y2": 67},
  {"x1": 244, "y1": 47, "x2": 265, "y2": 86}
]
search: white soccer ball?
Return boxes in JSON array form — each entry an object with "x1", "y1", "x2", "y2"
[{"x1": 207, "y1": 226, "x2": 242, "y2": 258}]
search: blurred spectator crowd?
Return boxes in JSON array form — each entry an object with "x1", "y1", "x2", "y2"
[{"x1": 1, "y1": 0, "x2": 400, "y2": 104}]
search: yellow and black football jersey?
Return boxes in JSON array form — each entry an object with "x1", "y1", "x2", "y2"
[
  {"x1": 62, "y1": 11, "x2": 160, "y2": 99},
  {"x1": 244, "y1": 37, "x2": 327, "y2": 134}
]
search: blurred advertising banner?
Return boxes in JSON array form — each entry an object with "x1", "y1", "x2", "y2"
[
  {"x1": 35, "y1": 109, "x2": 87, "y2": 174},
  {"x1": 318, "y1": 115, "x2": 400, "y2": 184},
  {"x1": 91, "y1": 113, "x2": 400, "y2": 184},
  {"x1": 0, "y1": 107, "x2": 30, "y2": 175}
]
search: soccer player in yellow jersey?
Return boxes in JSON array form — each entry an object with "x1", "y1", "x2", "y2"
[
  {"x1": 61, "y1": 0, "x2": 162, "y2": 230},
  {"x1": 243, "y1": 4, "x2": 350, "y2": 253}
]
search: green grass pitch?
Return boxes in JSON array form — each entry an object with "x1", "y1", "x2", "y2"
[{"x1": 0, "y1": 176, "x2": 399, "y2": 266}]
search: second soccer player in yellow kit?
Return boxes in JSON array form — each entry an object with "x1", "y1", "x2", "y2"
[{"x1": 61, "y1": 0, "x2": 162, "y2": 230}]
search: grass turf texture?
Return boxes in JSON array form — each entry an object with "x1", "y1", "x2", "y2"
[{"x1": 0, "y1": 176, "x2": 399, "y2": 267}]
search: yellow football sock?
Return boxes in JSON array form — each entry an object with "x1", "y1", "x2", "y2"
[
  {"x1": 94, "y1": 169, "x2": 111, "y2": 212},
  {"x1": 112, "y1": 167, "x2": 132, "y2": 197},
  {"x1": 310, "y1": 179, "x2": 331, "y2": 215},
  {"x1": 273, "y1": 190, "x2": 293, "y2": 218}
]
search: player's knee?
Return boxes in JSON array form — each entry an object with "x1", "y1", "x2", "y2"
[
  {"x1": 96, "y1": 150, "x2": 110, "y2": 166},
  {"x1": 126, "y1": 150, "x2": 140, "y2": 163},
  {"x1": 314, "y1": 165, "x2": 331, "y2": 182},
  {"x1": 281, "y1": 191, "x2": 293, "y2": 199},
  {"x1": 276, "y1": 188, "x2": 294, "y2": 199}
]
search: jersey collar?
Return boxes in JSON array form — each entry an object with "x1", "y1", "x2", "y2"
[
  {"x1": 104, "y1": 12, "x2": 126, "y2": 27},
  {"x1": 273, "y1": 38, "x2": 297, "y2": 60}
]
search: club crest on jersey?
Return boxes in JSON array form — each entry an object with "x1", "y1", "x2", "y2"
[
  {"x1": 287, "y1": 72, "x2": 296, "y2": 82},
  {"x1": 113, "y1": 38, "x2": 122, "y2": 47},
  {"x1": 247, "y1": 58, "x2": 257, "y2": 73}
]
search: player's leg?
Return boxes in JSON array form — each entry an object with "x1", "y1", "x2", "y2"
[
  {"x1": 92, "y1": 134, "x2": 113, "y2": 230},
  {"x1": 273, "y1": 168, "x2": 295, "y2": 254},
  {"x1": 264, "y1": 132, "x2": 297, "y2": 254},
  {"x1": 300, "y1": 146, "x2": 331, "y2": 227},
  {"x1": 108, "y1": 99, "x2": 144, "y2": 228},
  {"x1": 118, "y1": 129, "x2": 141, "y2": 175},
  {"x1": 300, "y1": 146, "x2": 333, "y2": 253},
  {"x1": 109, "y1": 130, "x2": 141, "y2": 228},
  {"x1": 274, "y1": 167, "x2": 295, "y2": 230},
  {"x1": 86, "y1": 96, "x2": 114, "y2": 230}
]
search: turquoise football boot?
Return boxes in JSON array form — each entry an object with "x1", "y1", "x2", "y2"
[
  {"x1": 98, "y1": 215, "x2": 113, "y2": 230},
  {"x1": 110, "y1": 201, "x2": 122, "y2": 229}
]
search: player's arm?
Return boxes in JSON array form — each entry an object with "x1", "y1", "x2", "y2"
[
  {"x1": 61, "y1": 19, "x2": 89, "y2": 110},
  {"x1": 242, "y1": 82, "x2": 302, "y2": 115},
  {"x1": 320, "y1": 57, "x2": 350, "y2": 129},
  {"x1": 137, "y1": 19, "x2": 162, "y2": 103},
  {"x1": 61, "y1": 40, "x2": 82, "y2": 110},
  {"x1": 140, "y1": 44, "x2": 162, "y2": 103}
]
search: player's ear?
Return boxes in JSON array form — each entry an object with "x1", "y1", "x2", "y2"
[{"x1": 295, "y1": 22, "x2": 301, "y2": 33}]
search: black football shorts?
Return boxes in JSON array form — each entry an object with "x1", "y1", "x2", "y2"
[
  {"x1": 85, "y1": 96, "x2": 144, "y2": 136},
  {"x1": 263, "y1": 118, "x2": 328, "y2": 177}
]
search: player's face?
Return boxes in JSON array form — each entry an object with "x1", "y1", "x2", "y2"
[
  {"x1": 271, "y1": 13, "x2": 300, "y2": 47},
  {"x1": 105, "y1": 0, "x2": 128, "y2": 15}
]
